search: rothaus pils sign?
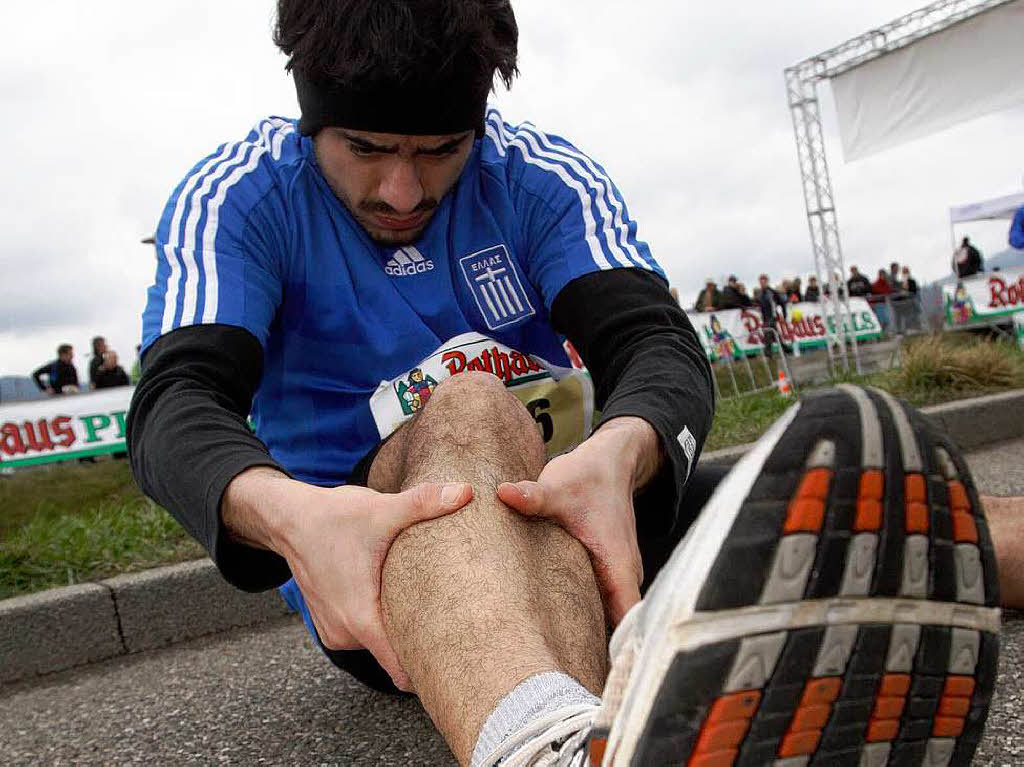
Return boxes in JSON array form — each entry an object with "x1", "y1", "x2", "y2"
[
  {"x1": 944, "y1": 265, "x2": 1024, "y2": 328},
  {"x1": 686, "y1": 298, "x2": 883, "y2": 361},
  {"x1": 0, "y1": 388, "x2": 133, "y2": 467}
]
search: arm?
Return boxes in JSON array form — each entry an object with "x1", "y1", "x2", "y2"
[{"x1": 31, "y1": 363, "x2": 50, "y2": 392}]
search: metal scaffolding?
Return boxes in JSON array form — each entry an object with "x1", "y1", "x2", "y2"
[{"x1": 784, "y1": 0, "x2": 1017, "y2": 373}]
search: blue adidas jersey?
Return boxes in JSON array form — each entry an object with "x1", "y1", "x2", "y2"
[{"x1": 142, "y1": 109, "x2": 663, "y2": 486}]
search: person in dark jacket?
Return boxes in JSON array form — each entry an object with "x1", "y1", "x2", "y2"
[
  {"x1": 88, "y1": 336, "x2": 108, "y2": 389},
  {"x1": 719, "y1": 275, "x2": 752, "y2": 309},
  {"x1": 847, "y1": 266, "x2": 872, "y2": 297},
  {"x1": 803, "y1": 275, "x2": 821, "y2": 302},
  {"x1": 953, "y1": 237, "x2": 983, "y2": 278},
  {"x1": 31, "y1": 344, "x2": 78, "y2": 395},
  {"x1": 94, "y1": 350, "x2": 131, "y2": 389},
  {"x1": 757, "y1": 273, "x2": 791, "y2": 354}
]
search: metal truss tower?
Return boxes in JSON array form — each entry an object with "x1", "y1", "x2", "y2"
[{"x1": 784, "y1": 0, "x2": 1016, "y2": 372}]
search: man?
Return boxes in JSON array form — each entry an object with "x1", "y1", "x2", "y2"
[
  {"x1": 892, "y1": 265, "x2": 921, "y2": 334},
  {"x1": 129, "y1": 3, "x2": 1010, "y2": 765},
  {"x1": 756, "y1": 273, "x2": 791, "y2": 355},
  {"x1": 888, "y1": 261, "x2": 900, "y2": 288},
  {"x1": 869, "y1": 268, "x2": 894, "y2": 332},
  {"x1": 88, "y1": 336, "x2": 107, "y2": 389},
  {"x1": 693, "y1": 277, "x2": 721, "y2": 312},
  {"x1": 847, "y1": 265, "x2": 872, "y2": 297},
  {"x1": 803, "y1": 274, "x2": 820, "y2": 302},
  {"x1": 31, "y1": 343, "x2": 78, "y2": 395},
  {"x1": 94, "y1": 350, "x2": 130, "y2": 389},
  {"x1": 1010, "y1": 206, "x2": 1024, "y2": 250},
  {"x1": 719, "y1": 274, "x2": 752, "y2": 309},
  {"x1": 954, "y1": 236, "x2": 984, "y2": 278}
]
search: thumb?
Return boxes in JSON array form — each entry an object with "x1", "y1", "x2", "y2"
[
  {"x1": 497, "y1": 481, "x2": 547, "y2": 516},
  {"x1": 388, "y1": 482, "x2": 473, "y2": 531}
]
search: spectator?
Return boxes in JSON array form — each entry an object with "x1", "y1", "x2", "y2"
[
  {"x1": 892, "y1": 266, "x2": 920, "y2": 334},
  {"x1": 1010, "y1": 205, "x2": 1024, "y2": 250},
  {"x1": 719, "y1": 275, "x2": 752, "y2": 309},
  {"x1": 869, "y1": 268, "x2": 893, "y2": 331},
  {"x1": 888, "y1": 262, "x2": 900, "y2": 288},
  {"x1": 694, "y1": 277, "x2": 721, "y2": 313},
  {"x1": 953, "y1": 236, "x2": 983, "y2": 278},
  {"x1": 787, "y1": 277, "x2": 803, "y2": 304},
  {"x1": 89, "y1": 336, "x2": 107, "y2": 389},
  {"x1": 94, "y1": 350, "x2": 130, "y2": 389},
  {"x1": 31, "y1": 344, "x2": 79, "y2": 395},
  {"x1": 803, "y1": 275, "x2": 821, "y2": 302},
  {"x1": 737, "y1": 282, "x2": 754, "y2": 305},
  {"x1": 757, "y1": 274, "x2": 792, "y2": 354},
  {"x1": 847, "y1": 266, "x2": 872, "y2": 297},
  {"x1": 823, "y1": 271, "x2": 846, "y2": 300}
]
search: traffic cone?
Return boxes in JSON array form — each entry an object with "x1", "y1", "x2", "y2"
[{"x1": 777, "y1": 369, "x2": 792, "y2": 398}]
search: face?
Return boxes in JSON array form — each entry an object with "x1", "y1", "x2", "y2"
[
  {"x1": 314, "y1": 127, "x2": 475, "y2": 245},
  {"x1": 60, "y1": 348, "x2": 73, "y2": 363},
  {"x1": 759, "y1": 276, "x2": 769, "y2": 289}
]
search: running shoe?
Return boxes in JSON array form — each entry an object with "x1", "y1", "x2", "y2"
[{"x1": 587, "y1": 385, "x2": 1001, "y2": 766}]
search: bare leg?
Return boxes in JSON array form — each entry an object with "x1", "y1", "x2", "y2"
[
  {"x1": 370, "y1": 372, "x2": 607, "y2": 765},
  {"x1": 983, "y1": 495, "x2": 1024, "y2": 609}
]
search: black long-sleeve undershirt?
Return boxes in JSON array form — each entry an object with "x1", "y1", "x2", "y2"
[{"x1": 127, "y1": 268, "x2": 715, "y2": 591}]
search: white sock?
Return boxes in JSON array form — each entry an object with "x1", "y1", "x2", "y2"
[{"x1": 469, "y1": 671, "x2": 600, "y2": 767}]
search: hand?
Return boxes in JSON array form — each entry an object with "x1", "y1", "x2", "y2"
[
  {"x1": 497, "y1": 417, "x2": 661, "y2": 626},
  {"x1": 225, "y1": 473, "x2": 472, "y2": 691}
]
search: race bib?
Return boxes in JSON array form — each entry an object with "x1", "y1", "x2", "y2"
[{"x1": 369, "y1": 332, "x2": 594, "y2": 457}]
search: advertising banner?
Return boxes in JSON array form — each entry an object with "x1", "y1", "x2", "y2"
[
  {"x1": 0, "y1": 387, "x2": 133, "y2": 468},
  {"x1": 943, "y1": 266, "x2": 1024, "y2": 328},
  {"x1": 686, "y1": 298, "x2": 883, "y2": 361}
]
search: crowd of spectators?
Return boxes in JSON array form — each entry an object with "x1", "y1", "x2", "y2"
[
  {"x1": 689, "y1": 260, "x2": 923, "y2": 334},
  {"x1": 31, "y1": 335, "x2": 133, "y2": 397}
]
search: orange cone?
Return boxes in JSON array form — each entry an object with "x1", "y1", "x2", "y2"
[{"x1": 777, "y1": 369, "x2": 792, "y2": 398}]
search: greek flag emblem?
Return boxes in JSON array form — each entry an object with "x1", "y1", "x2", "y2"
[{"x1": 459, "y1": 245, "x2": 536, "y2": 330}]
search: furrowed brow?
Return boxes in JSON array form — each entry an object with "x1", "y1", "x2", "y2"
[
  {"x1": 416, "y1": 133, "x2": 472, "y2": 156},
  {"x1": 340, "y1": 132, "x2": 398, "y2": 153}
]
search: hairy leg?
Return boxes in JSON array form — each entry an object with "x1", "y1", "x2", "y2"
[
  {"x1": 983, "y1": 495, "x2": 1024, "y2": 609},
  {"x1": 370, "y1": 372, "x2": 607, "y2": 764}
]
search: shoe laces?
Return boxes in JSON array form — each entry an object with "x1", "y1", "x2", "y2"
[{"x1": 481, "y1": 703, "x2": 597, "y2": 767}]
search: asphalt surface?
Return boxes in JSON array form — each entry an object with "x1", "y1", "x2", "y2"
[{"x1": 2, "y1": 438, "x2": 1023, "y2": 766}]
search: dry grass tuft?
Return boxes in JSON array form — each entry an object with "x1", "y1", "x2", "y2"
[{"x1": 892, "y1": 335, "x2": 1024, "y2": 394}]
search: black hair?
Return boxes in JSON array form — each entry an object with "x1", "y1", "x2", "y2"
[
  {"x1": 91, "y1": 336, "x2": 105, "y2": 355},
  {"x1": 57, "y1": 343, "x2": 72, "y2": 356},
  {"x1": 274, "y1": 0, "x2": 518, "y2": 96}
]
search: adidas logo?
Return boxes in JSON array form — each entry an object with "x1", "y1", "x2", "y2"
[{"x1": 385, "y1": 246, "x2": 435, "y2": 277}]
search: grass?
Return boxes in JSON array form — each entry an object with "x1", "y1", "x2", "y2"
[
  {"x1": 1, "y1": 333, "x2": 1021, "y2": 599},
  {"x1": 0, "y1": 460, "x2": 202, "y2": 600}
]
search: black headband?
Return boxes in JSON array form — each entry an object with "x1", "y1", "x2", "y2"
[{"x1": 294, "y1": 69, "x2": 490, "y2": 137}]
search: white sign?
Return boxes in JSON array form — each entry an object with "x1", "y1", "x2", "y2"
[
  {"x1": 943, "y1": 266, "x2": 1024, "y2": 328},
  {"x1": 686, "y1": 298, "x2": 883, "y2": 360},
  {"x1": 0, "y1": 387, "x2": 134, "y2": 467}
]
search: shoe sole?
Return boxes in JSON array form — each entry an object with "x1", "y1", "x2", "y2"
[{"x1": 593, "y1": 386, "x2": 1001, "y2": 767}]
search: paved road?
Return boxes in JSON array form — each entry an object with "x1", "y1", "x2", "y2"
[{"x1": 3, "y1": 439, "x2": 1023, "y2": 766}]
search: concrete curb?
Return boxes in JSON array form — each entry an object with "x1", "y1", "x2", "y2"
[{"x1": 2, "y1": 389, "x2": 1023, "y2": 684}]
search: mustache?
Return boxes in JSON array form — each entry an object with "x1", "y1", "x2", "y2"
[{"x1": 360, "y1": 198, "x2": 439, "y2": 216}]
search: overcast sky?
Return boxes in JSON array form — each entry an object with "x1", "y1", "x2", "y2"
[{"x1": 1, "y1": 1, "x2": 1022, "y2": 379}]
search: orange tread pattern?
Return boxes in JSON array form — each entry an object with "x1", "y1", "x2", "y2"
[
  {"x1": 905, "y1": 472, "x2": 929, "y2": 533},
  {"x1": 587, "y1": 737, "x2": 607, "y2": 766},
  {"x1": 784, "y1": 469, "x2": 832, "y2": 534},
  {"x1": 952, "y1": 512, "x2": 979, "y2": 544},
  {"x1": 777, "y1": 678, "x2": 841, "y2": 759},
  {"x1": 933, "y1": 675, "x2": 975, "y2": 738},
  {"x1": 948, "y1": 481, "x2": 970, "y2": 513},
  {"x1": 688, "y1": 690, "x2": 762, "y2": 767},
  {"x1": 856, "y1": 470, "x2": 885, "y2": 531},
  {"x1": 867, "y1": 674, "x2": 911, "y2": 746}
]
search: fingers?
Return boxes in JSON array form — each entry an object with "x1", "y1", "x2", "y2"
[
  {"x1": 385, "y1": 482, "x2": 473, "y2": 533},
  {"x1": 350, "y1": 610, "x2": 414, "y2": 692},
  {"x1": 497, "y1": 481, "x2": 547, "y2": 516}
]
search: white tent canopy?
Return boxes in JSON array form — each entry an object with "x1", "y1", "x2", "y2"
[{"x1": 950, "y1": 191, "x2": 1024, "y2": 224}]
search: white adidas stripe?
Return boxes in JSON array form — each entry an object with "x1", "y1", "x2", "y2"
[
  {"x1": 157, "y1": 119, "x2": 293, "y2": 333},
  {"x1": 519, "y1": 122, "x2": 649, "y2": 271},
  {"x1": 486, "y1": 118, "x2": 614, "y2": 272}
]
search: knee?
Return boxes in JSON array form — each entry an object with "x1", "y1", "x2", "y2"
[{"x1": 416, "y1": 371, "x2": 546, "y2": 467}]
